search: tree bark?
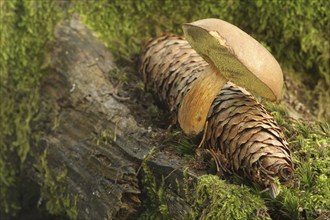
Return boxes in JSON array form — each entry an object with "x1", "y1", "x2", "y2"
[{"x1": 36, "y1": 15, "x2": 201, "y2": 219}]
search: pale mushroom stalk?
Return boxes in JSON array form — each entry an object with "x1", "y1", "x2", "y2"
[
  {"x1": 139, "y1": 19, "x2": 294, "y2": 197},
  {"x1": 179, "y1": 64, "x2": 227, "y2": 135}
]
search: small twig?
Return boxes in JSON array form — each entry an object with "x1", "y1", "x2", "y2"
[
  {"x1": 69, "y1": 83, "x2": 76, "y2": 93},
  {"x1": 164, "y1": 168, "x2": 179, "y2": 181},
  {"x1": 197, "y1": 121, "x2": 208, "y2": 149},
  {"x1": 136, "y1": 147, "x2": 157, "y2": 177},
  {"x1": 111, "y1": 92, "x2": 130, "y2": 101},
  {"x1": 114, "y1": 120, "x2": 118, "y2": 142}
]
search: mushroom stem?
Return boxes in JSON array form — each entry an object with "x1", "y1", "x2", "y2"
[{"x1": 178, "y1": 64, "x2": 227, "y2": 135}]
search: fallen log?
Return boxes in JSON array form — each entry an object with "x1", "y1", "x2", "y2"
[{"x1": 35, "y1": 15, "x2": 200, "y2": 219}]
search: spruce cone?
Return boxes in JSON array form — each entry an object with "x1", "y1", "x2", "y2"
[
  {"x1": 139, "y1": 34, "x2": 294, "y2": 194},
  {"x1": 140, "y1": 34, "x2": 208, "y2": 114},
  {"x1": 206, "y1": 83, "x2": 293, "y2": 188}
]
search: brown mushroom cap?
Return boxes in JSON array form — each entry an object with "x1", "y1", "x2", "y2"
[{"x1": 182, "y1": 18, "x2": 283, "y2": 101}]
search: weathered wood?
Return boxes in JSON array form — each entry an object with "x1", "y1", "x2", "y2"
[{"x1": 37, "y1": 15, "x2": 200, "y2": 219}]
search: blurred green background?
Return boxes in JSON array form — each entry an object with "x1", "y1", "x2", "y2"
[{"x1": 1, "y1": 0, "x2": 329, "y2": 219}]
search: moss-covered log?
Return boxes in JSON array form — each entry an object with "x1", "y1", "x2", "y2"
[{"x1": 33, "y1": 15, "x2": 204, "y2": 219}]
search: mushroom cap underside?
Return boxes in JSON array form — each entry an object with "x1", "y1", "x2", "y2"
[{"x1": 182, "y1": 18, "x2": 284, "y2": 101}]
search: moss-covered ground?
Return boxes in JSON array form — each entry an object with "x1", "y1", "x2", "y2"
[{"x1": 1, "y1": 0, "x2": 329, "y2": 219}]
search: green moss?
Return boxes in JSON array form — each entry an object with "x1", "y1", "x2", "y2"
[
  {"x1": 35, "y1": 150, "x2": 78, "y2": 220},
  {"x1": 139, "y1": 147, "x2": 171, "y2": 219},
  {"x1": 264, "y1": 102, "x2": 330, "y2": 219},
  {"x1": 289, "y1": 123, "x2": 330, "y2": 218},
  {"x1": 140, "y1": 162, "x2": 270, "y2": 219},
  {"x1": 0, "y1": 0, "x2": 64, "y2": 215},
  {"x1": 163, "y1": 130, "x2": 196, "y2": 159},
  {"x1": 1, "y1": 1, "x2": 78, "y2": 218},
  {"x1": 229, "y1": 0, "x2": 329, "y2": 84},
  {"x1": 70, "y1": 0, "x2": 239, "y2": 70},
  {"x1": 269, "y1": 174, "x2": 329, "y2": 219},
  {"x1": 184, "y1": 175, "x2": 270, "y2": 220},
  {"x1": 94, "y1": 129, "x2": 116, "y2": 145},
  {"x1": 108, "y1": 68, "x2": 129, "y2": 85}
]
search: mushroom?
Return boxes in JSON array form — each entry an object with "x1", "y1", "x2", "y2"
[{"x1": 178, "y1": 18, "x2": 283, "y2": 135}]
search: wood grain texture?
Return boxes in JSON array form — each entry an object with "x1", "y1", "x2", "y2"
[{"x1": 35, "y1": 16, "x2": 198, "y2": 219}]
